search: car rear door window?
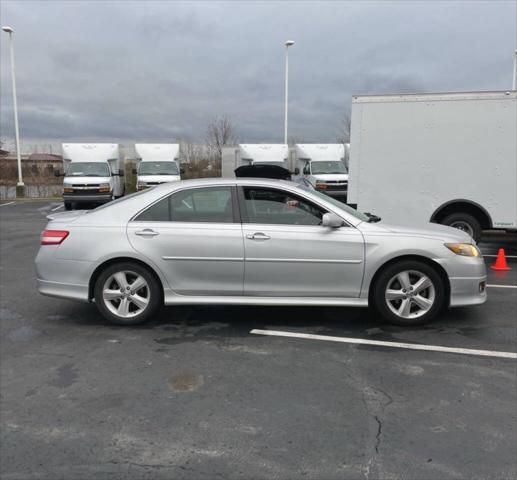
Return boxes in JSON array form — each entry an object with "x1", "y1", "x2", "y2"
[
  {"x1": 242, "y1": 187, "x2": 325, "y2": 225},
  {"x1": 135, "y1": 187, "x2": 234, "y2": 223}
]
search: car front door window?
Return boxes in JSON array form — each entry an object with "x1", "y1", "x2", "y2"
[{"x1": 242, "y1": 187, "x2": 325, "y2": 225}]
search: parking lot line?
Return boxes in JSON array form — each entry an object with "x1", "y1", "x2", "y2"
[
  {"x1": 484, "y1": 254, "x2": 517, "y2": 259},
  {"x1": 0, "y1": 201, "x2": 15, "y2": 207},
  {"x1": 250, "y1": 329, "x2": 517, "y2": 359},
  {"x1": 51, "y1": 204, "x2": 63, "y2": 211},
  {"x1": 487, "y1": 284, "x2": 517, "y2": 289}
]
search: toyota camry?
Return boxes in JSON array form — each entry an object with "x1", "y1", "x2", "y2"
[{"x1": 35, "y1": 178, "x2": 487, "y2": 326}]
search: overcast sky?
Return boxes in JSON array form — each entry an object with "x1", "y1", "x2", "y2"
[{"x1": 0, "y1": 0, "x2": 515, "y2": 150}]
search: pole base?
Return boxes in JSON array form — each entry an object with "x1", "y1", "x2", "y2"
[{"x1": 15, "y1": 184, "x2": 25, "y2": 198}]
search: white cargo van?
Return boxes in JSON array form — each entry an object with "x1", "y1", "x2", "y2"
[
  {"x1": 348, "y1": 90, "x2": 517, "y2": 241},
  {"x1": 296, "y1": 144, "x2": 348, "y2": 199},
  {"x1": 222, "y1": 144, "x2": 289, "y2": 177},
  {"x1": 134, "y1": 143, "x2": 182, "y2": 191},
  {"x1": 58, "y1": 143, "x2": 125, "y2": 210}
]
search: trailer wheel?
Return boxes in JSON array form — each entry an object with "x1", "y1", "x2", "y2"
[{"x1": 441, "y1": 212, "x2": 482, "y2": 242}]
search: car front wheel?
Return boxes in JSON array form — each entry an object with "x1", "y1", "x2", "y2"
[
  {"x1": 94, "y1": 262, "x2": 161, "y2": 325},
  {"x1": 372, "y1": 260, "x2": 445, "y2": 326}
]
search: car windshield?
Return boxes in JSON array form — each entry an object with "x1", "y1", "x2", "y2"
[
  {"x1": 311, "y1": 161, "x2": 347, "y2": 175},
  {"x1": 138, "y1": 161, "x2": 179, "y2": 175},
  {"x1": 66, "y1": 162, "x2": 110, "y2": 177},
  {"x1": 297, "y1": 185, "x2": 371, "y2": 222}
]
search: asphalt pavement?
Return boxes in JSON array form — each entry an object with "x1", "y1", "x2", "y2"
[{"x1": 1, "y1": 200, "x2": 516, "y2": 480}]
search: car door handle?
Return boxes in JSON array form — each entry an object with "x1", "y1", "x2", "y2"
[
  {"x1": 246, "y1": 232, "x2": 271, "y2": 240},
  {"x1": 135, "y1": 229, "x2": 159, "y2": 237}
]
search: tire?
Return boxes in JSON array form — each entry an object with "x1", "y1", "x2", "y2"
[
  {"x1": 94, "y1": 262, "x2": 162, "y2": 325},
  {"x1": 372, "y1": 260, "x2": 446, "y2": 326},
  {"x1": 64, "y1": 202, "x2": 72, "y2": 211},
  {"x1": 440, "y1": 212, "x2": 482, "y2": 242}
]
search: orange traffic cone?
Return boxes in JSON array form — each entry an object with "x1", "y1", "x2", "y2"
[{"x1": 491, "y1": 248, "x2": 511, "y2": 271}]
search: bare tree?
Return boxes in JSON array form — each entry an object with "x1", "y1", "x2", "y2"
[
  {"x1": 336, "y1": 111, "x2": 351, "y2": 144},
  {"x1": 206, "y1": 115, "x2": 236, "y2": 163}
]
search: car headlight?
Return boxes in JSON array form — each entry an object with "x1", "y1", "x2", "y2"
[
  {"x1": 315, "y1": 182, "x2": 327, "y2": 190},
  {"x1": 63, "y1": 187, "x2": 73, "y2": 193},
  {"x1": 445, "y1": 243, "x2": 481, "y2": 257},
  {"x1": 99, "y1": 183, "x2": 111, "y2": 193}
]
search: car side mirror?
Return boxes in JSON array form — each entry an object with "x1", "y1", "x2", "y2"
[
  {"x1": 180, "y1": 168, "x2": 185, "y2": 175},
  {"x1": 117, "y1": 170, "x2": 125, "y2": 177},
  {"x1": 322, "y1": 212, "x2": 344, "y2": 228},
  {"x1": 293, "y1": 168, "x2": 300, "y2": 175},
  {"x1": 54, "y1": 169, "x2": 63, "y2": 177},
  {"x1": 132, "y1": 168, "x2": 137, "y2": 175}
]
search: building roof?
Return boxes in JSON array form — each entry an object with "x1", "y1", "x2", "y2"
[{"x1": 28, "y1": 153, "x2": 63, "y2": 161}]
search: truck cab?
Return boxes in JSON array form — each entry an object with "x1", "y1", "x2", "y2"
[
  {"x1": 59, "y1": 143, "x2": 124, "y2": 210},
  {"x1": 135, "y1": 144, "x2": 182, "y2": 191},
  {"x1": 296, "y1": 144, "x2": 348, "y2": 199}
]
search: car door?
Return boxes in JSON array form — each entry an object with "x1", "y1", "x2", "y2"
[
  {"x1": 128, "y1": 185, "x2": 244, "y2": 295},
  {"x1": 238, "y1": 186, "x2": 364, "y2": 297}
]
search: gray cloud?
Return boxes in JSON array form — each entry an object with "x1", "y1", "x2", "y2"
[{"x1": 0, "y1": 0, "x2": 515, "y2": 150}]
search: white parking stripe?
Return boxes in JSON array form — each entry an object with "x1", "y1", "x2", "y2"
[
  {"x1": 250, "y1": 329, "x2": 517, "y2": 359},
  {"x1": 51, "y1": 204, "x2": 63, "y2": 211},
  {"x1": 487, "y1": 284, "x2": 517, "y2": 289},
  {"x1": 0, "y1": 201, "x2": 15, "y2": 207},
  {"x1": 484, "y1": 254, "x2": 517, "y2": 259}
]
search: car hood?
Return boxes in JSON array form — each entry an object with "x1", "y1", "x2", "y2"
[
  {"x1": 312, "y1": 174, "x2": 349, "y2": 182},
  {"x1": 137, "y1": 174, "x2": 181, "y2": 183},
  {"x1": 63, "y1": 176, "x2": 111, "y2": 185},
  {"x1": 362, "y1": 221, "x2": 473, "y2": 243},
  {"x1": 47, "y1": 210, "x2": 89, "y2": 222}
]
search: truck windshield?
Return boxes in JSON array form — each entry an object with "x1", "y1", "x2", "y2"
[
  {"x1": 138, "y1": 162, "x2": 179, "y2": 175},
  {"x1": 66, "y1": 162, "x2": 110, "y2": 177},
  {"x1": 311, "y1": 161, "x2": 347, "y2": 175}
]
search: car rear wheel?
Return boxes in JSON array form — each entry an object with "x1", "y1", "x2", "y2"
[
  {"x1": 94, "y1": 262, "x2": 161, "y2": 325},
  {"x1": 372, "y1": 260, "x2": 445, "y2": 326}
]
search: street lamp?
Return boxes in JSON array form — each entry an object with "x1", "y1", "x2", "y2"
[
  {"x1": 284, "y1": 40, "x2": 295, "y2": 144},
  {"x1": 2, "y1": 25, "x2": 24, "y2": 188}
]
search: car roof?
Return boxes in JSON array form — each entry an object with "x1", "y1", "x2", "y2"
[{"x1": 152, "y1": 176, "x2": 296, "y2": 191}]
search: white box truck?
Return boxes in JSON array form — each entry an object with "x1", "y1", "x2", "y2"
[
  {"x1": 222, "y1": 144, "x2": 289, "y2": 177},
  {"x1": 348, "y1": 90, "x2": 517, "y2": 241},
  {"x1": 134, "y1": 143, "x2": 182, "y2": 191},
  {"x1": 59, "y1": 143, "x2": 125, "y2": 210},
  {"x1": 296, "y1": 143, "x2": 348, "y2": 199}
]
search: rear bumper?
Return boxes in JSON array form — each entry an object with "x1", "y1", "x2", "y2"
[
  {"x1": 37, "y1": 279, "x2": 89, "y2": 302},
  {"x1": 63, "y1": 193, "x2": 112, "y2": 204}
]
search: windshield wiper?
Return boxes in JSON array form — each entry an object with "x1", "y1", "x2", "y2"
[{"x1": 365, "y1": 212, "x2": 382, "y2": 223}]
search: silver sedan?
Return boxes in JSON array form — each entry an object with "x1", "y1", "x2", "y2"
[{"x1": 35, "y1": 178, "x2": 487, "y2": 326}]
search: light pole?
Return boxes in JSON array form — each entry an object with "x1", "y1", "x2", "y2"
[
  {"x1": 513, "y1": 49, "x2": 517, "y2": 90},
  {"x1": 284, "y1": 40, "x2": 294, "y2": 144},
  {"x1": 2, "y1": 25, "x2": 24, "y2": 188}
]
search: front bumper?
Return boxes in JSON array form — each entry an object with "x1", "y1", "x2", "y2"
[
  {"x1": 63, "y1": 193, "x2": 112, "y2": 204},
  {"x1": 449, "y1": 275, "x2": 487, "y2": 307}
]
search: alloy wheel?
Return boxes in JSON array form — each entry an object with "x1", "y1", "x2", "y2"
[
  {"x1": 102, "y1": 270, "x2": 150, "y2": 318},
  {"x1": 385, "y1": 270, "x2": 436, "y2": 319}
]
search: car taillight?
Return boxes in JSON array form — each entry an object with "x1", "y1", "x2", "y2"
[{"x1": 41, "y1": 230, "x2": 69, "y2": 245}]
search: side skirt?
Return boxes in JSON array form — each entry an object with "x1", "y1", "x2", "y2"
[{"x1": 163, "y1": 291, "x2": 369, "y2": 307}]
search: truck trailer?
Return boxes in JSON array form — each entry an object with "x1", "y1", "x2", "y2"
[
  {"x1": 134, "y1": 143, "x2": 181, "y2": 191},
  {"x1": 347, "y1": 90, "x2": 517, "y2": 241},
  {"x1": 296, "y1": 143, "x2": 348, "y2": 199},
  {"x1": 222, "y1": 144, "x2": 289, "y2": 177},
  {"x1": 59, "y1": 143, "x2": 125, "y2": 210}
]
